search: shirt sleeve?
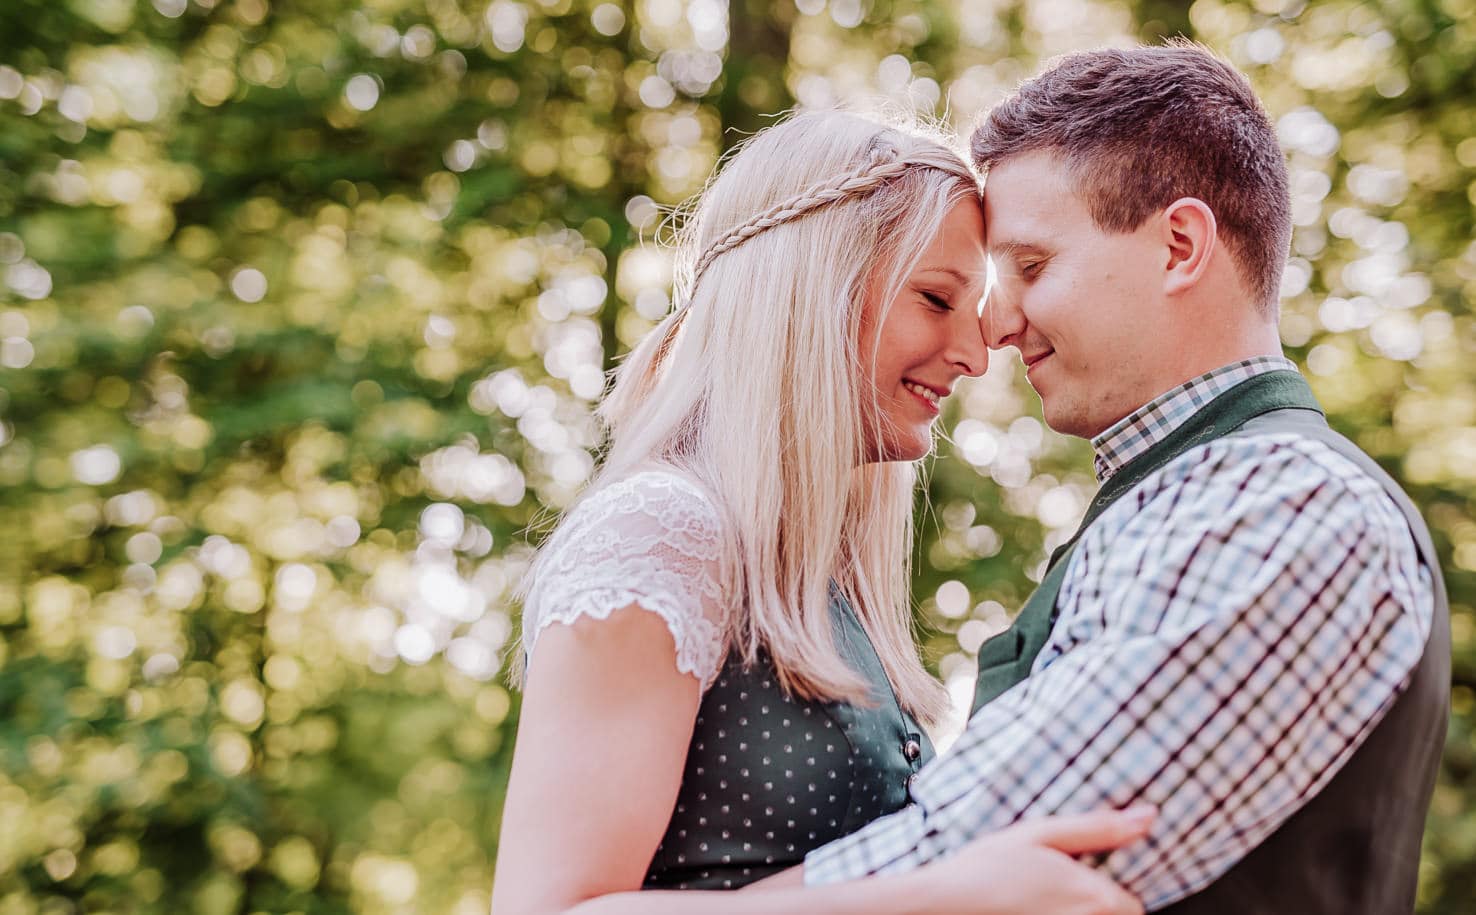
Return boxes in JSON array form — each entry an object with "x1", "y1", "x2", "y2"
[
  {"x1": 522, "y1": 469, "x2": 733, "y2": 688},
  {"x1": 804, "y1": 435, "x2": 1433, "y2": 908}
]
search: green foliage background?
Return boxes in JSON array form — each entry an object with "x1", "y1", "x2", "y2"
[{"x1": 2, "y1": 0, "x2": 1473, "y2": 912}]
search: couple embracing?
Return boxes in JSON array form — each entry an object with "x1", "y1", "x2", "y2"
[{"x1": 493, "y1": 43, "x2": 1448, "y2": 915}]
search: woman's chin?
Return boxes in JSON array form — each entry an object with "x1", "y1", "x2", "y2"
[{"x1": 863, "y1": 433, "x2": 933, "y2": 464}]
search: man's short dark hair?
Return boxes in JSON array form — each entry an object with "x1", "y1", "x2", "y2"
[{"x1": 972, "y1": 41, "x2": 1291, "y2": 311}]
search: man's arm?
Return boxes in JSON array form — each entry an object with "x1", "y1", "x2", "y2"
[{"x1": 805, "y1": 435, "x2": 1433, "y2": 909}]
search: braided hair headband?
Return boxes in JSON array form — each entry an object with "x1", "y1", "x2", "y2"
[
  {"x1": 640, "y1": 142, "x2": 966, "y2": 395},
  {"x1": 639, "y1": 145, "x2": 956, "y2": 376},
  {"x1": 684, "y1": 149, "x2": 925, "y2": 296}
]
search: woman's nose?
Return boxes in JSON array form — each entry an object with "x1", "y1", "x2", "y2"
[{"x1": 951, "y1": 308, "x2": 990, "y2": 377}]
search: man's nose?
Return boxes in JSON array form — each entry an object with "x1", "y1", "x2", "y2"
[{"x1": 981, "y1": 285, "x2": 1025, "y2": 351}]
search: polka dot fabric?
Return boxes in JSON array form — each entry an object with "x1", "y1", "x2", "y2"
[{"x1": 643, "y1": 591, "x2": 933, "y2": 890}]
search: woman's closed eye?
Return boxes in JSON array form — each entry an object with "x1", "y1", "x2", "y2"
[{"x1": 919, "y1": 290, "x2": 953, "y2": 311}]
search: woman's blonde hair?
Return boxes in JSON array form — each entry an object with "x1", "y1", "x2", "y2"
[{"x1": 525, "y1": 110, "x2": 979, "y2": 722}]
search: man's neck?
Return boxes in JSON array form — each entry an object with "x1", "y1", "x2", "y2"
[{"x1": 1089, "y1": 354, "x2": 1298, "y2": 480}]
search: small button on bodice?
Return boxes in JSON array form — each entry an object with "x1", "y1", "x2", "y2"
[{"x1": 903, "y1": 738, "x2": 922, "y2": 762}]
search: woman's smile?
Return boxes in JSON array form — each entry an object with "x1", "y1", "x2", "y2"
[{"x1": 902, "y1": 379, "x2": 943, "y2": 415}]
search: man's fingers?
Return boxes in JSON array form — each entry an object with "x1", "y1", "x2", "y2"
[{"x1": 1007, "y1": 806, "x2": 1157, "y2": 856}]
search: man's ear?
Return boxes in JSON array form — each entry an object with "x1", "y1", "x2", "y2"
[{"x1": 1161, "y1": 197, "x2": 1217, "y2": 297}]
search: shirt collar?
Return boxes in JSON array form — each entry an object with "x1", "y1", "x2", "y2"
[{"x1": 1091, "y1": 356, "x2": 1300, "y2": 482}]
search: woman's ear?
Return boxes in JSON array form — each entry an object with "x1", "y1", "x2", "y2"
[{"x1": 1161, "y1": 197, "x2": 1217, "y2": 297}]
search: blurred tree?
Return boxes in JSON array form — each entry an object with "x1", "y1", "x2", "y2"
[{"x1": 0, "y1": 0, "x2": 1471, "y2": 913}]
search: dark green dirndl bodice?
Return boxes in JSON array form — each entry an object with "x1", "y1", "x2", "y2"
[{"x1": 643, "y1": 590, "x2": 934, "y2": 890}]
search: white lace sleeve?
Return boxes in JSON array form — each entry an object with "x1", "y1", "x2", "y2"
[{"x1": 522, "y1": 470, "x2": 731, "y2": 688}]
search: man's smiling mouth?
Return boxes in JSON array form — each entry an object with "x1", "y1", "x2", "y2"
[{"x1": 1022, "y1": 350, "x2": 1054, "y2": 373}]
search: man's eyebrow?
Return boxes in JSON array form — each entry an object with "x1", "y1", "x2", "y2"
[{"x1": 988, "y1": 240, "x2": 1050, "y2": 259}]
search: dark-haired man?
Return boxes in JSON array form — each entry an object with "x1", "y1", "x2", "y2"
[{"x1": 801, "y1": 42, "x2": 1448, "y2": 912}]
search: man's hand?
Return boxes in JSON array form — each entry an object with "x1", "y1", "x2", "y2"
[
  {"x1": 937, "y1": 809, "x2": 1153, "y2": 915},
  {"x1": 749, "y1": 807, "x2": 1154, "y2": 915}
]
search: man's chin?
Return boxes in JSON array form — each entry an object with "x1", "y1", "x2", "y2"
[{"x1": 1039, "y1": 400, "x2": 1098, "y2": 440}]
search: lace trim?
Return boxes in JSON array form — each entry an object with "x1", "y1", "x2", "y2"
[
  {"x1": 529, "y1": 587, "x2": 725, "y2": 688},
  {"x1": 523, "y1": 470, "x2": 731, "y2": 689}
]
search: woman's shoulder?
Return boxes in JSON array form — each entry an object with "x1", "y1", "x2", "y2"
[
  {"x1": 523, "y1": 465, "x2": 733, "y2": 686},
  {"x1": 578, "y1": 465, "x2": 722, "y2": 522},
  {"x1": 554, "y1": 466, "x2": 726, "y2": 553}
]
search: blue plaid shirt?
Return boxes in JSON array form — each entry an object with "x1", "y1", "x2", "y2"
[{"x1": 804, "y1": 358, "x2": 1435, "y2": 908}]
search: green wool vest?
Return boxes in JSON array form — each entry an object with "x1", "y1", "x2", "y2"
[
  {"x1": 970, "y1": 369, "x2": 1450, "y2": 913},
  {"x1": 973, "y1": 370, "x2": 1321, "y2": 712}
]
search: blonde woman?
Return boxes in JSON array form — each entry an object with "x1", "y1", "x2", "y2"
[{"x1": 492, "y1": 111, "x2": 1151, "y2": 915}]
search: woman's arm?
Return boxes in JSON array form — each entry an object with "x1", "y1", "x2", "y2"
[
  {"x1": 491, "y1": 602, "x2": 1151, "y2": 915},
  {"x1": 491, "y1": 603, "x2": 704, "y2": 915},
  {"x1": 564, "y1": 808, "x2": 1154, "y2": 915}
]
